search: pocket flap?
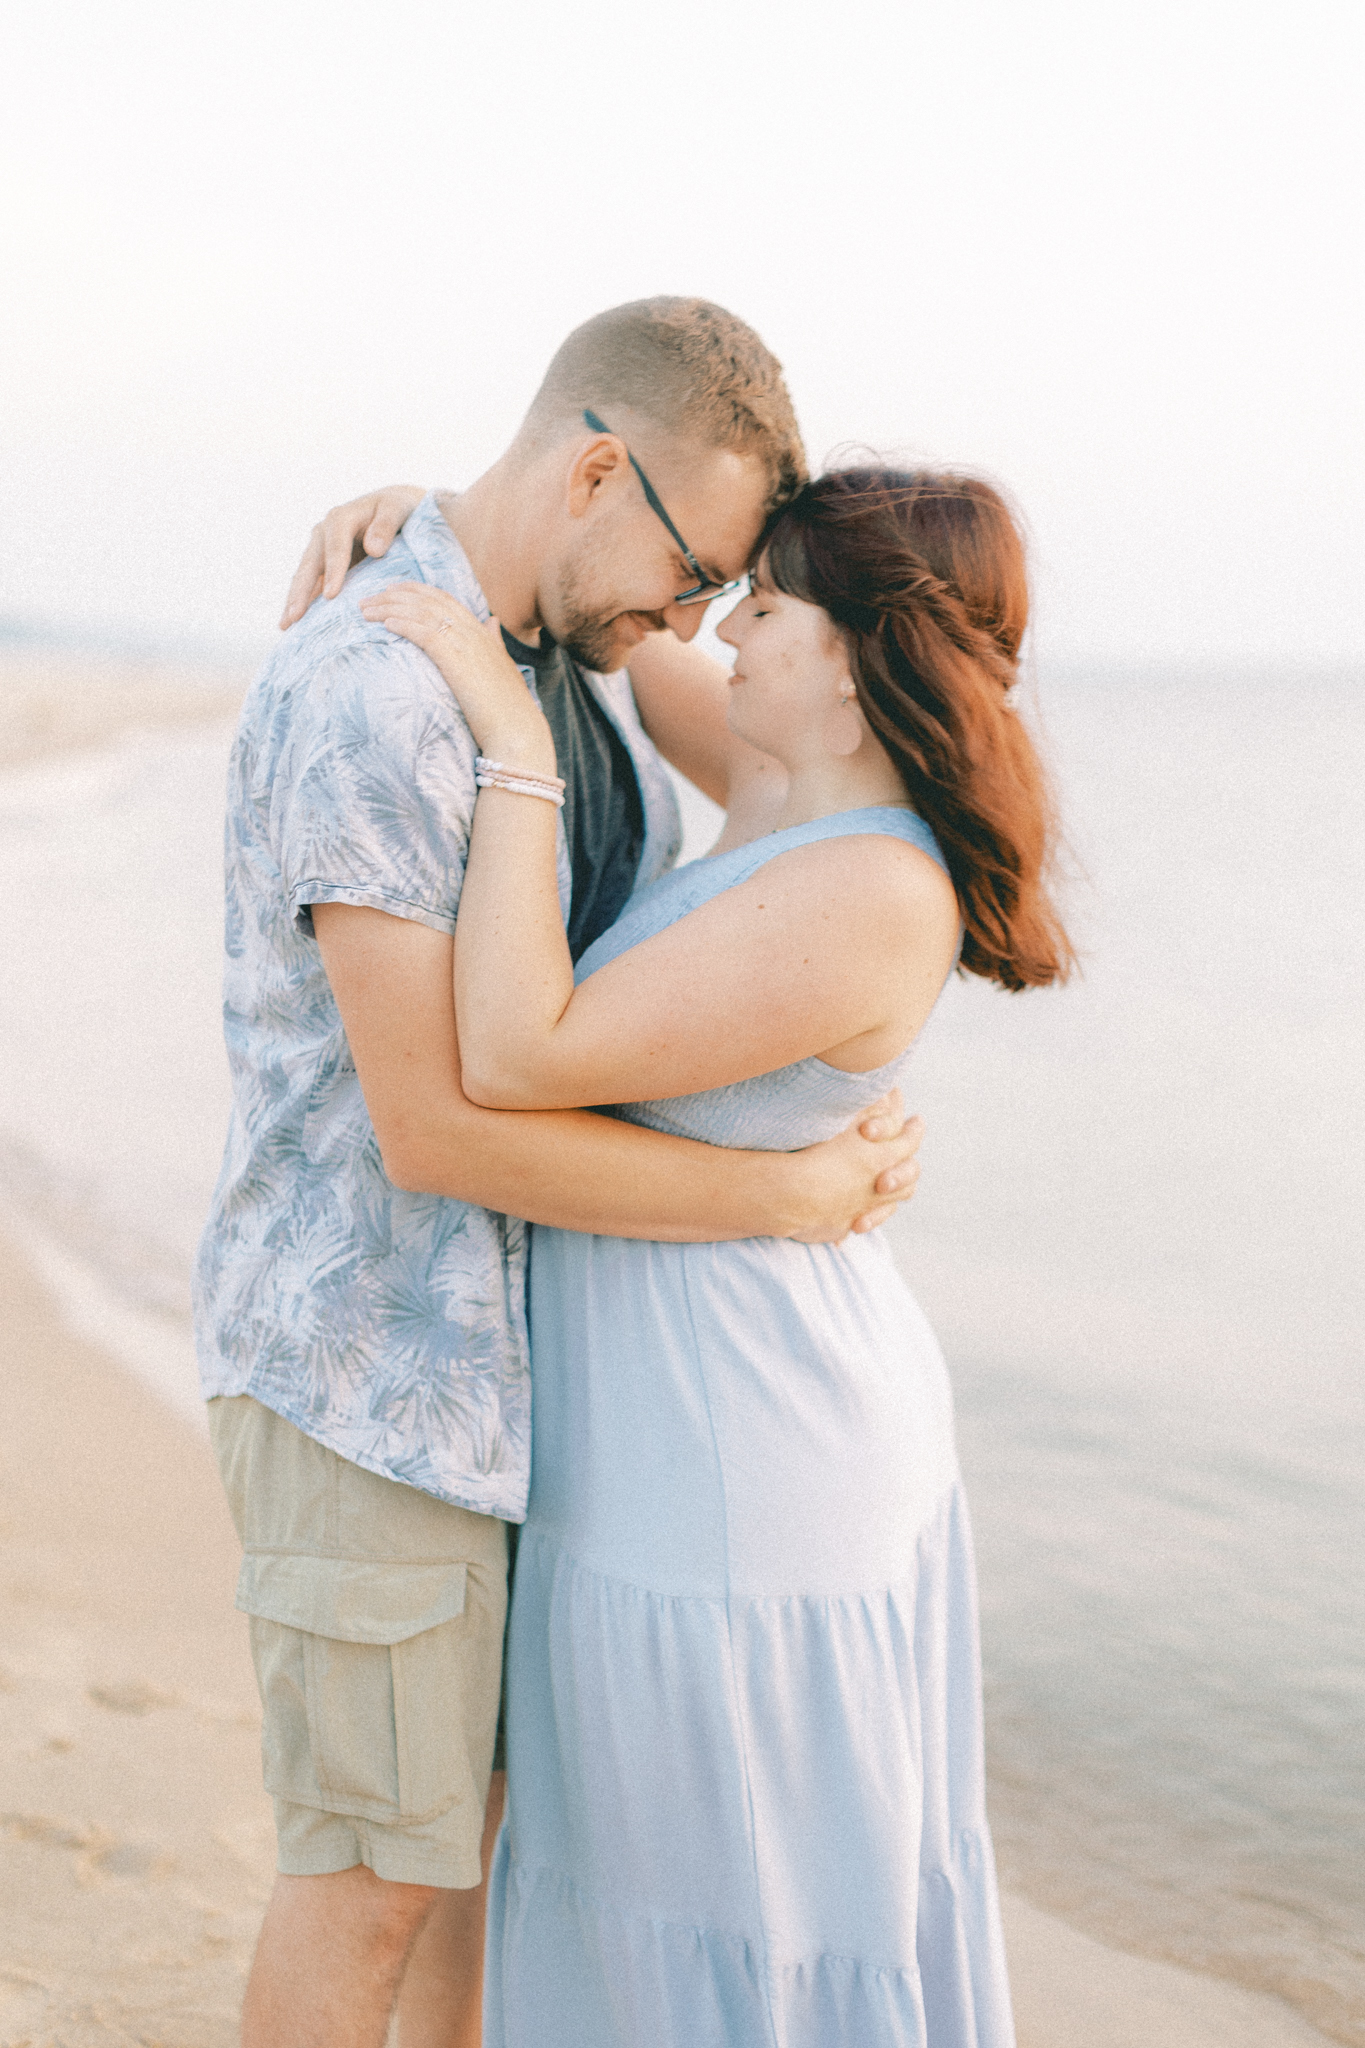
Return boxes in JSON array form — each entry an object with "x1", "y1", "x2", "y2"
[{"x1": 236, "y1": 1554, "x2": 467, "y2": 1645}]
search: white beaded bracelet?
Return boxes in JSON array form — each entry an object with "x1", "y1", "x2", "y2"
[
  {"x1": 475, "y1": 756, "x2": 565, "y2": 790},
  {"x1": 474, "y1": 756, "x2": 566, "y2": 807}
]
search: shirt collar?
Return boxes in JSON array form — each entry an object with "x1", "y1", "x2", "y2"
[{"x1": 400, "y1": 493, "x2": 492, "y2": 623}]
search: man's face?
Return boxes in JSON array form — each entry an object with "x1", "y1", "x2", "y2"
[{"x1": 541, "y1": 437, "x2": 770, "y2": 673}]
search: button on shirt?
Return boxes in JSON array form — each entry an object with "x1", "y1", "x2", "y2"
[{"x1": 193, "y1": 494, "x2": 681, "y2": 1517}]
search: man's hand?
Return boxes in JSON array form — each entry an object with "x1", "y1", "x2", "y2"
[
  {"x1": 785, "y1": 1089, "x2": 923, "y2": 1243},
  {"x1": 280, "y1": 485, "x2": 426, "y2": 629}
]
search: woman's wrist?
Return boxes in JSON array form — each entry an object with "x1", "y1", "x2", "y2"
[
  {"x1": 476, "y1": 716, "x2": 558, "y2": 782},
  {"x1": 744, "y1": 1148, "x2": 818, "y2": 1239}
]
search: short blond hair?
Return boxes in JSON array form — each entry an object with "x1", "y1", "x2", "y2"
[{"x1": 523, "y1": 297, "x2": 807, "y2": 519}]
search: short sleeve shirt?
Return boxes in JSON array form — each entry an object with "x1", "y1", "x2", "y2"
[{"x1": 192, "y1": 496, "x2": 679, "y2": 1517}]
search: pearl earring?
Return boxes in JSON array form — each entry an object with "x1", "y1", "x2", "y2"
[{"x1": 824, "y1": 679, "x2": 862, "y2": 758}]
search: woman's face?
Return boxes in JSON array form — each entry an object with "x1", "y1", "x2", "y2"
[{"x1": 714, "y1": 573, "x2": 855, "y2": 764}]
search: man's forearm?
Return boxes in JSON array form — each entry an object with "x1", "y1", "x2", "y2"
[{"x1": 386, "y1": 1093, "x2": 806, "y2": 1242}]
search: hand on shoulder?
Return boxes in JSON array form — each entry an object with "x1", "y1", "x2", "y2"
[
  {"x1": 280, "y1": 484, "x2": 426, "y2": 628},
  {"x1": 359, "y1": 585, "x2": 553, "y2": 768}
]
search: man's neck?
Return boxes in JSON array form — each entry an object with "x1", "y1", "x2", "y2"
[{"x1": 435, "y1": 458, "x2": 546, "y2": 644}]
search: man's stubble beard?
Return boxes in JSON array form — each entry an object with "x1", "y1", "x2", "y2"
[
  {"x1": 556, "y1": 605, "x2": 622, "y2": 673},
  {"x1": 552, "y1": 555, "x2": 624, "y2": 672},
  {"x1": 552, "y1": 538, "x2": 665, "y2": 674}
]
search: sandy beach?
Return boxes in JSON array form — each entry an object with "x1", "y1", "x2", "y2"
[
  {"x1": 0, "y1": 1229, "x2": 272, "y2": 2046},
  {"x1": 0, "y1": 1229, "x2": 1337, "y2": 2046},
  {"x1": 0, "y1": 647, "x2": 251, "y2": 773},
  {"x1": 0, "y1": 663, "x2": 1346, "y2": 2046}
]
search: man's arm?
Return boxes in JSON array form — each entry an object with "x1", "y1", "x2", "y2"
[
  {"x1": 620, "y1": 632, "x2": 754, "y2": 807},
  {"x1": 314, "y1": 904, "x2": 920, "y2": 1243}
]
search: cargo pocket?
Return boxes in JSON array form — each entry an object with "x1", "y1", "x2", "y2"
[{"x1": 237, "y1": 1553, "x2": 471, "y2": 1825}]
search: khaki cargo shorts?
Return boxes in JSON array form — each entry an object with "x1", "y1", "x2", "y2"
[{"x1": 209, "y1": 1395, "x2": 508, "y2": 1889}]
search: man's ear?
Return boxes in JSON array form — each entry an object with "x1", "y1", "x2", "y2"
[{"x1": 565, "y1": 431, "x2": 630, "y2": 520}]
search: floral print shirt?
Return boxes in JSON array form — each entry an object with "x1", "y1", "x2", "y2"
[{"x1": 193, "y1": 495, "x2": 680, "y2": 1517}]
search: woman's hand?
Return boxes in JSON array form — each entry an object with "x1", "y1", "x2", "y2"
[
  {"x1": 359, "y1": 584, "x2": 556, "y2": 769},
  {"x1": 280, "y1": 484, "x2": 426, "y2": 628},
  {"x1": 785, "y1": 1091, "x2": 924, "y2": 1241}
]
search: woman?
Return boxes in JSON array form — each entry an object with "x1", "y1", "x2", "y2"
[{"x1": 356, "y1": 467, "x2": 1070, "y2": 2046}]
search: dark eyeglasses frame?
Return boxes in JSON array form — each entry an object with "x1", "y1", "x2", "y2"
[{"x1": 582, "y1": 409, "x2": 745, "y2": 607}]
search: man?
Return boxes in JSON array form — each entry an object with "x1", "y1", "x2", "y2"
[{"x1": 194, "y1": 298, "x2": 922, "y2": 2048}]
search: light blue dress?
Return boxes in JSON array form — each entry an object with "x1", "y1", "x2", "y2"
[{"x1": 485, "y1": 808, "x2": 1015, "y2": 2048}]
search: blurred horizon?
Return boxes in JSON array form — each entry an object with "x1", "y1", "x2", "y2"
[
  {"x1": 4, "y1": 612, "x2": 1361, "y2": 695},
  {"x1": 4, "y1": 0, "x2": 1362, "y2": 668}
]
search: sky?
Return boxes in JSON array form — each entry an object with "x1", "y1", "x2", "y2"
[{"x1": 2, "y1": 0, "x2": 1362, "y2": 666}]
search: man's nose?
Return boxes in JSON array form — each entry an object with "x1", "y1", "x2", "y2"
[{"x1": 661, "y1": 603, "x2": 707, "y2": 643}]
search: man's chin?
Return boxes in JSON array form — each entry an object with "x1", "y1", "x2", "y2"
[{"x1": 559, "y1": 620, "x2": 637, "y2": 674}]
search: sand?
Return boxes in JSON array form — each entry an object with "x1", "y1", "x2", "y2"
[
  {"x1": 0, "y1": 1230, "x2": 1337, "y2": 2048},
  {"x1": 0, "y1": 649, "x2": 249, "y2": 772},
  {"x1": 0, "y1": 1231, "x2": 272, "y2": 2046}
]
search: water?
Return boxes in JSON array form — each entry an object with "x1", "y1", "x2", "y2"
[
  {"x1": 0, "y1": 721, "x2": 234, "y2": 1422},
  {"x1": 890, "y1": 667, "x2": 1365, "y2": 2043},
  {"x1": 1, "y1": 668, "x2": 1362, "y2": 2039}
]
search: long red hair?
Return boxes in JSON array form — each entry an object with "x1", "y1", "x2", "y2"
[{"x1": 762, "y1": 467, "x2": 1072, "y2": 990}]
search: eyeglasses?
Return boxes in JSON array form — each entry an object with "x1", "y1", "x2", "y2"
[{"x1": 583, "y1": 410, "x2": 745, "y2": 607}]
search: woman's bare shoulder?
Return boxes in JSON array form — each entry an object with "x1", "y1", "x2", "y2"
[
  {"x1": 674, "y1": 823, "x2": 959, "y2": 982},
  {"x1": 743, "y1": 824, "x2": 956, "y2": 915}
]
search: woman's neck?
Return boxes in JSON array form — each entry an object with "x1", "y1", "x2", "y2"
[
  {"x1": 771, "y1": 751, "x2": 910, "y2": 833},
  {"x1": 707, "y1": 749, "x2": 909, "y2": 860}
]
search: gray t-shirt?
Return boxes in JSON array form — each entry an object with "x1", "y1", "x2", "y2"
[{"x1": 501, "y1": 627, "x2": 645, "y2": 961}]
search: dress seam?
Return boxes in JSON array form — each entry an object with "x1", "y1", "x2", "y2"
[
  {"x1": 676, "y1": 1242, "x2": 783, "y2": 2048},
  {"x1": 516, "y1": 1481, "x2": 963, "y2": 1604},
  {"x1": 508, "y1": 1849, "x2": 935, "y2": 1975}
]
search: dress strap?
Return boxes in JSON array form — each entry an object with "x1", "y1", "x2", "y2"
[
  {"x1": 575, "y1": 805, "x2": 948, "y2": 984},
  {"x1": 725, "y1": 806, "x2": 948, "y2": 881}
]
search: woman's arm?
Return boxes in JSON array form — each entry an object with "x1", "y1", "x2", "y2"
[
  {"x1": 454, "y1": 828, "x2": 955, "y2": 1110},
  {"x1": 359, "y1": 586, "x2": 960, "y2": 1113},
  {"x1": 314, "y1": 902, "x2": 923, "y2": 1241}
]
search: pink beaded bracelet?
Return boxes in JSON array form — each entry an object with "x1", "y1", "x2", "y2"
[{"x1": 474, "y1": 756, "x2": 567, "y2": 807}]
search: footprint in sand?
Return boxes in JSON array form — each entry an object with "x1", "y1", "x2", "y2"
[
  {"x1": 0, "y1": 1965, "x2": 50, "y2": 2038},
  {"x1": 1, "y1": 1811, "x2": 104, "y2": 1851},
  {"x1": 89, "y1": 1840, "x2": 175, "y2": 1879},
  {"x1": 86, "y1": 1680, "x2": 178, "y2": 1716},
  {"x1": 1, "y1": 1812, "x2": 174, "y2": 1888}
]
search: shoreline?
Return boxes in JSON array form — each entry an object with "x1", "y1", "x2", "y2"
[
  {"x1": 0, "y1": 1223, "x2": 1338, "y2": 2048},
  {"x1": 0, "y1": 1229, "x2": 273, "y2": 2045}
]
